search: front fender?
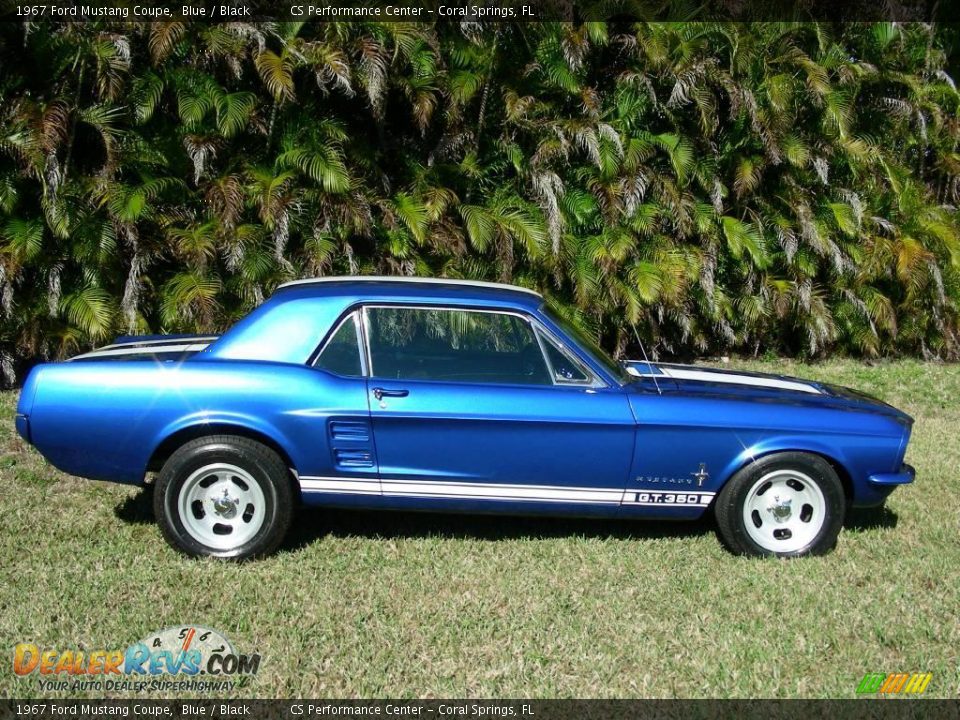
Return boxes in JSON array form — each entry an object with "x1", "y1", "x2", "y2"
[
  {"x1": 721, "y1": 432, "x2": 905, "y2": 507},
  {"x1": 722, "y1": 435, "x2": 853, "y2": 485}
]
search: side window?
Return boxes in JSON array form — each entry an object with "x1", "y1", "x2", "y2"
[
  {"x1": 365, "y1": 307, "x2": 551, "y2": 385},
  {"x1": 314, "y1": 313, "x2": 364, "y2": 377},
  {"x1": 537, "y1": 330, "x2": 592, "y2": 384}
]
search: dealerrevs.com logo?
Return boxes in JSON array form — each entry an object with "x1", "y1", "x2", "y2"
[{"x1": 13, "y1": 625, "x2": 260, "y2": 693}]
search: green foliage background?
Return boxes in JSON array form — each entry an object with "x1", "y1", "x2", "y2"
[{"x1": 1, "y1": 20, "x2": 959, "y2": 382}]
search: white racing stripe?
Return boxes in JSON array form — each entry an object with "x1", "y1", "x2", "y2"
[
  {"x1": 299, "y1": 477, "x2": 381, "y2": 495},
  {"x1": 71, "y1": 343, "x2": 211, "y2": 360},
  {"x1": 97, "y1": 336, "x2": 219, "y2": 351},
  {"x1": 382, "y1": 479, "x2": 623, "y2": 504},
  {"x1": 299, "y1": 476, "x2": 713, "y2": 507},
  {"x1": 628, "y1": 363, "x2": 821, "y2": 395},
  {"x1": 660, "y1": 367, "x2": 821, "y2": 394}
]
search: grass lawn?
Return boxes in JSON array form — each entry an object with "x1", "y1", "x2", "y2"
[{"x1": 1, "y1": 358, "x2": 958, "y2": 699}]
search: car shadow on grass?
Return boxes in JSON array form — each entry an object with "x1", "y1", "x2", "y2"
[
  {"x1": 282, "y1": 505, "x2": 716, "y2": 550},
  {"x1": 114, "y1": 488, "x2": 715, "y2": 546},
  {"x1": 114, "y1": 486, "x2": 155, "y2": 524},
  {"x1": 113, "y1": 488, "x2": 900, "y2": 552},
  {"x1": 845, "y1": 504, "x2": 899, "y2": 531}
]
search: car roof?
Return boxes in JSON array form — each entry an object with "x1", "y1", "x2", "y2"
[{"x1": 273, "y1": 276, "x2": 544, "y2": 308}]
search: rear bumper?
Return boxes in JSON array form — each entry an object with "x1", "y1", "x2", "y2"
[{"x1": 868, "y1": 463, "x2": 915, "y2": 487}]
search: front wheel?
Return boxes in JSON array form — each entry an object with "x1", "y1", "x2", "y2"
[
  {"x1": 714, "y1": 452, "x2": 845, "y2": 558},
  {"x1": 154, "y1": 435, "x2": 294, "y2": 559}
]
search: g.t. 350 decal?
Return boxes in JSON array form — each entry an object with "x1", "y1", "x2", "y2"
[{"x1": 624, "y1": 491, "x2": 716, "y2": 506}]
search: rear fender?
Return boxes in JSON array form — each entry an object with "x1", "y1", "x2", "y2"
[{"x1": 149, "y1": 412, "x2": 299, "y2": 474}]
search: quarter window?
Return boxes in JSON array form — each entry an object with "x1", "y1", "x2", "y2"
[
  {"x1": 314, "y1": 313, "x2": 364, "y2": 377},
  {"x1": 365, "y1": 307, "x2": 552, "y2": 385}
]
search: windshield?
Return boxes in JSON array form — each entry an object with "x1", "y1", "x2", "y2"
[{"x1": 542, "y1": 303, "x2": 631, "y2": 384}]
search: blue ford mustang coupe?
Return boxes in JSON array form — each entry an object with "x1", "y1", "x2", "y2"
[{"x1": 15, "y1": 277, "x2": 914, "y2": 559}]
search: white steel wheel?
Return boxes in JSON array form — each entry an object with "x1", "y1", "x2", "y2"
[
  {"x1": 714, "y1": 451, "x2": 845, "y2": 558},
  {"x1": 741, "y1": 469, "x2": 826, "y2": 554},
  {"x1": 155, "y1": 435, "x2": 294, "y2": 559},
  {"x1": 177, "y1": 463, "x2": 267, "y2": 550}
]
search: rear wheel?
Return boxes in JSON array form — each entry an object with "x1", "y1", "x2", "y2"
[
  {"x1": 154, "y1": 435, "x2": 294, "y2": 559},
  {"x1": 714, "y1": 452, "x2": 845, "y2": 557}
]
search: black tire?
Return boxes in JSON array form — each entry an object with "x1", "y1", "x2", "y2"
[
  {"x1": 154, "y1": 435, "x2": 294, "y2": 559},
  {"x1": 714, "y1": 452, "x2": 845, "y2": 558}
]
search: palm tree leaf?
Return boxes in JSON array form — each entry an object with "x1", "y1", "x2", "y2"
[{"x1": 255, "y1": 50, "x2": 295, "y2": 102}]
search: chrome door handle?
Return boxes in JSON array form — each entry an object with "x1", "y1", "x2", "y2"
[{"x1": 373, "y1": 387, "x2": 409, "y2": 400}]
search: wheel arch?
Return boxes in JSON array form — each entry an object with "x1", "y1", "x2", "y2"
[
  {"x1": 719, "y1": 443, "x2": 855, "y2": 506},
  {"x1": 147, "y1": 422, "x2": 300, "y2": 493}
]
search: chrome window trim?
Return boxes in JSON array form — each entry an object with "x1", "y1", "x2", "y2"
[
  {"x1": 539, "y1": 303, "x2": 628, "y2": 386},
  {"x1": 360, "y1": 306, "x2": 374, "y2": 377},
  {"x1": 532, "y1": 325, "x2": 555, "y2": 381},
  {"x1": 534, "y1": 327, "x2": 594, "y2": 386},
  {"x1": 358, "y1": 303, "x2": 606, "y2": 389},
  {"x1": 311, "y1": 311, "x2": 367, "y2": 378}
]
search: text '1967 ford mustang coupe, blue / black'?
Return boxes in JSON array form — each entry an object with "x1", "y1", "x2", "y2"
[{"x1": 15, "y1": 277, "x2": 915, "y2": 559}]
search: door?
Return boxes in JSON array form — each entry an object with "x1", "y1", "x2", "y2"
[{"x1": 362, "y1": 305, "x2": 636, "y2": 511}]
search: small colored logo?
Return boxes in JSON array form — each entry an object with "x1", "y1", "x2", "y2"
[
  {"x1": 856, "y1": 672, "x2": 932, "y2": 695},
  {"x1": 13, "y1": 625, "x2": 260, "y2": 693}
]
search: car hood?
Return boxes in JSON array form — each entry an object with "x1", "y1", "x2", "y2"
[{"x1": 624, "y1": 361, "x2": 912, "y2": 424}]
